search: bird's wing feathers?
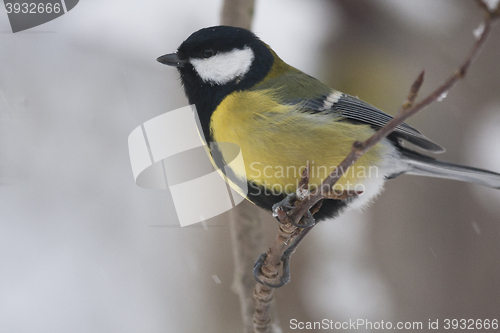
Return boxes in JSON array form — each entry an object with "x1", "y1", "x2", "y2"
[
  {"x1": 303, "y1": 93, "x2": 445, "y2": 153},
  {"x1": 255, "y1": 70, "x2": 444, "y2": 153}
]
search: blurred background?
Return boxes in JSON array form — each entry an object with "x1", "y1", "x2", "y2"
[{"x1": 1, "y1": 0, "x2": 500, "y2": 332}]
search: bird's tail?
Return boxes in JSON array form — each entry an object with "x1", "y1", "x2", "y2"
[{"x1": 399, "y1": 148, "x2": 500, "y2": 189}]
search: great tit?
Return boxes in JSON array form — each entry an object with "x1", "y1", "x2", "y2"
[{"x1": 158, "y1": 26, "x2": 500, "y2": 221}]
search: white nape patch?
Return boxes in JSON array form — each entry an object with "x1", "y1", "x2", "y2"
[
  {"x1": 319, "y1": 91, "x2": 343, "y2": 111},
  {"x1": 190, "y1": 46, "x2": 255, "y2": 85}
]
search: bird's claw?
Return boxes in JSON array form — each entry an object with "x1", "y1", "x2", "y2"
[
  {"x1": 289, "y1": 209, "x2": 316, "y2": 228},
  {"x1": 272, "y1": 193, "x2": 297, "y2": 217},
  {"x1": 253, "y1": 252, "x2": 291, "y2": 288},
  {"x1": 272, "y1": 193, "x2": 316, "y2": 228}
]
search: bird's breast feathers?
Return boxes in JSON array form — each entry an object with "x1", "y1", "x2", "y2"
[{"x1": 210, "y1": 89, "x2": 404, "y2": 208}]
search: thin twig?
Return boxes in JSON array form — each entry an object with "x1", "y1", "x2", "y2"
[
  {"x1": 289, "y1": 4, "x2": 496, "y2": 226},
  {"x1": 253, "y1": 2, "x2": 499, "y2": 331},
  {"x1": 253, "y1": 222, "x2": 299, "y2": 332}
]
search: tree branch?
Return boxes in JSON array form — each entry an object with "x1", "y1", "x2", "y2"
[
  {"x1": 219, "y1": 1, "x2": 281, "y2": 333},
  {"x1": 253, "y1": 1, "x2": 499, "y2": 331},
  {"x1": 221, "y1": 0, "x2": 255, "y2": 29},
  {"x1": 289, "y1": 4, "x2": 497, "y2": 226}
]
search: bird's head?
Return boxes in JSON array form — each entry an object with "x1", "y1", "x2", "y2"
[{"x1": 157, "y1": 26, "x2": 274, "y2": 109}]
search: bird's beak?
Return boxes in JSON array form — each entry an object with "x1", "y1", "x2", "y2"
[{"x1": 157, "y1": 53, "x2": 187, "y2": 68}]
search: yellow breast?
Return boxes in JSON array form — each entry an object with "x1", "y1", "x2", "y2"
[{"x1": 210, "y1": 90, "x2": 390, "y2": 195}]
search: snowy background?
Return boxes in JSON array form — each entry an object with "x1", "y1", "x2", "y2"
[{"x1": 1, "y1": 0, "x2": 500, "y2": 332}]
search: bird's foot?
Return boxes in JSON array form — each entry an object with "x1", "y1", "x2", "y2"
[
  {"x1": 253, "y1": 252, "x2": 291, "y2": 288},
  {"x1": 272, "y1": 193, "x2": 316, "y2": 228},
  {"x1": 253, "y1": 224, "x2": 315, "y2": 288},
  {"x1": 271, "y1": 193, "x2": 297, "y2": 219}
]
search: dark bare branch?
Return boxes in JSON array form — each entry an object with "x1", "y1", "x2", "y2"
[
  {"x1": 252, "y1": 2, "x2": 499, "y2": 332},
  {"x1": 288, "y1": 4, "x2": 497, "y2": 227}
]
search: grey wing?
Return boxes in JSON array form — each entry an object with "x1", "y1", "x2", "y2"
[{"x1": 301, "y1": 92, "x2": 445, "y2": 153}]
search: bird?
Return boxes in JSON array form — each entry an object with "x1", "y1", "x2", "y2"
[{"x1": 157, "y1": 25, "x2": 500, "y2": 222}]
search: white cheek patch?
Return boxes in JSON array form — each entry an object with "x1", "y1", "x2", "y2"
[{"x1": 190, "y1": 46, "x2": 255, "y2": 85}]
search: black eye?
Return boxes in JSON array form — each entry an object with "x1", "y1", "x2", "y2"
[{"x1": 201, "y1": 48, "x2": 215, "y2": 58}]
